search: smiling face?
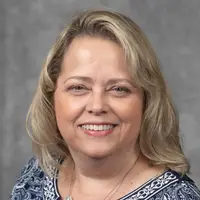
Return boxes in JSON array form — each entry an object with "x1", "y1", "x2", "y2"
[{"x1": 54, "y1": 36, "x2": 143, "y2": 158}]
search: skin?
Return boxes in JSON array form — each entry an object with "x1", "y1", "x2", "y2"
[{"x1": 54, "y1": 36, "x2": 164, "y2": 199}]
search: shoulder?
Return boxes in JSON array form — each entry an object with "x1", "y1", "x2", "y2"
[
  {"x1": 151, "y1": 170, "x2": 200, "y2": 200},
  {"x1": 123, "y1": 170, "x2": 200, "y2": 200},
  {"x1": 10, "y1": 157, "x2": 46, "y2": 200}
]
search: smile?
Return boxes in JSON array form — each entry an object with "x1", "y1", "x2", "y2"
[
  {"x1": 80, "y1": 124, "x2": 116, "y2": 131},
  {"x1": 78, "y1": 123, "x2": 118, "y2": 136}
]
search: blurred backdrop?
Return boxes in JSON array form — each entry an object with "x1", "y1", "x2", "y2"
[{"x1": 1, "y1": 0, "x2": 200, "y2": 199}]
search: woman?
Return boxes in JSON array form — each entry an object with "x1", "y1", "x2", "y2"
[{"x1": 10, "y1": 9, "x2": 200, "y2": 200}]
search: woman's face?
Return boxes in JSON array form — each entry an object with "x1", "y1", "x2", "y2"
[{"x1": 54, "y1": 36, "x2": 143, "y2": 158}]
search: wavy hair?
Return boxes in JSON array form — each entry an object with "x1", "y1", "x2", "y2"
[{"x1": 27, "y1": 9, "x2": 189, "y2": 176}]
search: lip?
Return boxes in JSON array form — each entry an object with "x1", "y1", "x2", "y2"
[
  {"x1": 79, "y1": 126, "x2": 116, "y2": 137},
  {"x1": 78, "y1": 123, "x2": 118, "y2": 137},
  {"x1": 79, "y1": 122, "x2": 117, "y2": 126}
]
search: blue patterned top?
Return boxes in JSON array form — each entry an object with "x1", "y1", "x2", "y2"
[{"x1": 10, "y1": 157, "x2": 200, "y2": 200}]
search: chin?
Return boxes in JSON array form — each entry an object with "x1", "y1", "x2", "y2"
[{"x1": 79, "y1": 145, "x2": 116, "y2": 159}]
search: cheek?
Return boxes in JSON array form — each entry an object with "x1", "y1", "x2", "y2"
[
  {"x1": 112, "y1": 97, "x2": 143, "y2": 140},
  {"x1": 54, "y1": 92, "x2": 84, "y2": 129},
  {"x1": 54, "y1": 92, "x2": 86, "y2": 144},
  {"x1": 127, "y1": 101, "x2": 143, "y2": 122},
  {"x1": 111, "y1": 96, "x2": 143, "y2": 123}
]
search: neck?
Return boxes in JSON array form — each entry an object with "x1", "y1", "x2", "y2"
[{"x1": 66, "y1": 146, "x2": 140, "y2": 191}]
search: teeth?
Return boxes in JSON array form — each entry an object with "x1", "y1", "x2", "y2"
[{"x1": 80, "y1": 124, "x2": 115, "y2": 131}]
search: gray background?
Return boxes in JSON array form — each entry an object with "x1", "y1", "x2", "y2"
[{"x1": 1, "y1": 0, "x2": 200, "y2": 199}]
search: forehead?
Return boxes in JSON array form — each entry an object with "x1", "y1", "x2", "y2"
[{"x1": 61, "y1": 36, "x2": 129, "y2": 74}]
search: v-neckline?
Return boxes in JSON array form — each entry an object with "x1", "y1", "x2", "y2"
[{"x1": 49, "y1": 168, "x2": 180, "y2": 200}]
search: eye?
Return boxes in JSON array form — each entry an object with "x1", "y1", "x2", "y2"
[
  {"x1": 70, "y1": 85, "x2": 85, "y2": 90},
  {"x1": 110, "y1": 86, "x2": 131, "y2": 96},
  {"x1": 113, "y1": 87, "x2": 130, "y2": 93},
  {"x1": 67, "y1": 85, "x2": 88, "y2": 95}
]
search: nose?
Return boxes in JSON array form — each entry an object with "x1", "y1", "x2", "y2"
[{"x1": 86, "y1": 91, "x2": 108, "y2": 115}]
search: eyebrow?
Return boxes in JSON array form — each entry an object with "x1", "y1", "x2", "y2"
[
  {"x1": 64, "y1": 76, "x2": 93, "y2": 84},
  {"x1": 64, "y1": 76, "x2": 134, "y2": 86}
]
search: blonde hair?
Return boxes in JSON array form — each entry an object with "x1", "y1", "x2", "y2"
[{"x1": 27, "y1": 9, "x2": 189, "y2": 176}]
